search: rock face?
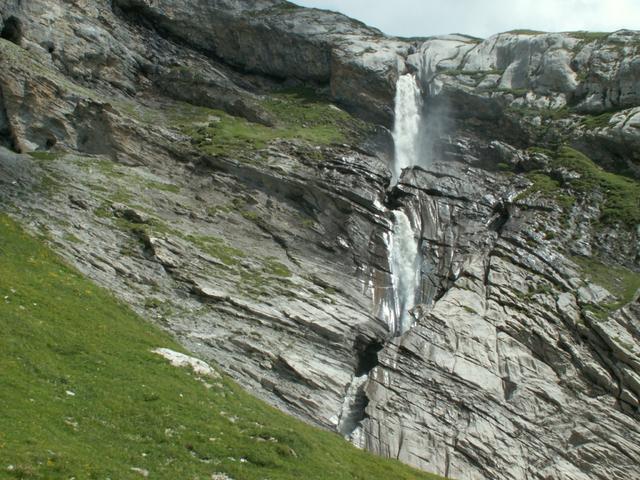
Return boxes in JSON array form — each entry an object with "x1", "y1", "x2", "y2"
[
  {"x1": 113, "y1": 0, "x2": 409, "y2": 124},
  {"x1": 1, "y1": 1, "x2": 639, "y2": 479}
]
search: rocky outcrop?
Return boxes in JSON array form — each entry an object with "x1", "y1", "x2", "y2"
[
  {"x1": 112, "y1": 0, "x2": 409, "y2": 123},
  {"x1": 0, "y1": 1, "x2": 639, "y2": 480},
  {"x1": 408, "y1": 30, "x2": 640, "y2": 174},
  {"x1": 360, "y1": 155, "x2": 640, "y2": 479}
]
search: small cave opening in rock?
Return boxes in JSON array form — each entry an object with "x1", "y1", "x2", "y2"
[
  {"x1": 1, "y1": 16, "x2": 23, "y2": 45},
  {"x1": 355, "y1": 338, "x2": 383, "y2": 376},
  {"x1": 488, "y1": 201, "x2": 510, "y2": 235},
  {"x1": 45, "y1": 135, "x2": 57, "y2": 150}
]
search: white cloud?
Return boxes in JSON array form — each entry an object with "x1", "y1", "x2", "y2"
[{"x1": 292, "y1": 0, "x2": 640, "y2": 38}]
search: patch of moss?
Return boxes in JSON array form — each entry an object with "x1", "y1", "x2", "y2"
[
  {"x1": 580, "y1": 111, "x2": 615, "y2": 129},
  {"x1": 517, "y1": 147, "x2": 640, "y2": 227},
  {"x1": 93, "y1": 203, "x2": 112, "y2": 219},
  {"x1": 527, "y1": 146, "x2": 555, "y2": 156},
  {"x1": 516, "y1": 172, "x2": 575, "y2": 208},
  {"x1": 517, "y1": 146, "x2": 640, "y2": 228},
  {"x1": 172, "y1": 87, "x2": 369, "y2": 159},
  {"x1": 263, "y1": 257, "x2": 292, "y2": 278},
  {"x1": 110, "y1": 189, "x2": 134, "y2": 204},
  {"x1": 93, "y1": 158, "x2": 127, "y2": 178},
  {"x1": 506, "y1": 29, "x2": 546, "y2": 35},
  {"x1": 554, "y1": 147, "x2": 640, "y2": 227},
  {"x1": 62, "y1": 232, "x2": 81, "y2": 244},
  {"x1": 261, "y1": 87, "x2": 357, "y2": 144},
  {"x1": 242, "y1": 210, "x2": 261, "y2": 222},
  {"x1": 573, "y1": 255, "x2": 640, "y2": 310},
  {"x1": 185, "y1": 234, "x2": 246, "y2": 266},
  {"x1": 27, "y1": 151, "x2": 61, "y2": 161},
  {"x1": 507, "y1": 104, "x2": 571, "y2": 121},
  {"x1": 569, "y1": 31, "x2": 610, "y2": 42},
  {"x1": 499, "y1": 87, "x2": 529, "y2": 97},
  {"x1": 207, "y1": 204, "x2": 233, "y2": 217}
]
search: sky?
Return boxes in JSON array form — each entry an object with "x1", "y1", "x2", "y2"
[{"x1": 292, "y1": 0, "x2": 640, "y2": 38}]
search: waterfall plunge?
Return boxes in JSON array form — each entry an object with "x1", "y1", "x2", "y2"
[
  {"x1": 391, "y1": 74, "x2": 423, "y2": 183},
  {"x1": 385, "y1": 74, "x2": 423, "y2": 335},
  {"x1": 388, "y1": 210, "x2": 420, "y2": 334}
]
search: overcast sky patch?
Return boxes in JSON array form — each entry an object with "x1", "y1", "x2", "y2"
[{"x1": 292, "y1": 0, "x2": 640, "y2": 38}]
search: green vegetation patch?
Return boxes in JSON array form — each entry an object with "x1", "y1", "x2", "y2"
[
  {"x1": 516, "y1": 171, "x2": 575, "y2": 209},
  {"x1": 573, "y1": 255, "x2": 640, "y2": 312},
  {"x1": 184, "y1": 233, "x2": 246, "y2": 266},
  {"x1": 506, "y1": 104, "x2": 571, "y2": 121},
  {"x1": 518, "y1": 146, "x2": 640, "y2": 227},
  {"x1": 144, "y1": 180, "x2": 181, "y2": 194},
  {"x1": 263, "y1": 257, "x2": 292, "y2": 278},
  {"x1": 0, "y1": 214, "x2": 444, "y2": 479},
  {"x1": 580, "y1": 111, "x2": 616, "y2": 130},
  {"x1": 568, "y1": 31, "x2": 610, "y2": 42},
  {"x1": 498, "y1": 87, "x2": 530, "y2": 97},
  {"x1": 506, "y1": 29, "x2": 546, "y2": 35},
  {"x1": 554, "y1": 147, "x2": 640, "y2": 226},
  {"x1": 173, "y1": 88, "x2": 367, "y2": 158},
  {"x1": 27, "y1": 151, "x2": 61, "y2": 162},
  {"x1": 180, "y1": 109, "x2": 281, "y2": 157}
]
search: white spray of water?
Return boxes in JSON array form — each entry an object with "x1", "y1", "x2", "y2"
[
  {"x1": 391, "y1": 74, "x2": 423, "y2": 183},
  {"x1": 383, "y1": 73, "x2": 424, "y2": 335},
  {"x1": 389, "y1": 210, "x2": 420, "y2": 334}
]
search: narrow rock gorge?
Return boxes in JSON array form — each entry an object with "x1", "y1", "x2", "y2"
[{"x1": 1, "y1": 1, "x2": 639, "y2": 479}]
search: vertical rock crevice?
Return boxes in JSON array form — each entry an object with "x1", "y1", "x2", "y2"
[
  {"x1": 337, "y1": 338, "x2": 383, "y2": 441},
  {"x1": 0, "y1": 85, "x2": 16, "y2": 151}
]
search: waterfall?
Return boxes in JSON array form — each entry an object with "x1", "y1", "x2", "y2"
[
  {"x1": 391, "y1": 74, "x2": 423, "y2": 183},
  {"x1": 384, "y1": 73, "x2": 423, "y2": 336},
  {"x1": 389, "y1": 210, "x2": 420, "y2": 334}
]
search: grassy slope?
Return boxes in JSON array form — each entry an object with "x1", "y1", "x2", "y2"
[
  {"x1": 520, "y1": 146, "x2": 640, "y2": 227},
  {"x1": 0, "y1": 214, "x2": 444, "y2": 480}
]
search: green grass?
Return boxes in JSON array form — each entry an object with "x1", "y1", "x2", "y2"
[
  {"x1": 506, "y1": 29, "x2": 545, "y2": 35},
  {"x1": 554, "y1": 147, "x2": 640, "y2": 226},
  {"x1": 262, "y1": 257, "x2": 292, "y2": 278},
  {"x1": 174, "y1": 88, "x2": 368, "y2": 158},
  {"x1": 498, "y1": 87, "x2": 529, "y2": 97},
  {"x1": 517, "y1": 147, "x2": 640, "y2": 227},
  {"x1": 580, "y1": 111, "x2": 616, "y2": 129},
  {"x1": 0, "y1": 214, "x2": 444, "y2": 479},
  {"x1": 27, "y1": 152, "x2": 61, "y2": 162},
  {"x1": 568, "y1": 31, "x2": 610, "y2": 42},
  {"x1": 573, "y1": 255, "x2": 640, "y2": 314},
  {"x1": 184, "y1": 234, "x2": 246, "y2": 266},
  {"x1": 516, "y1": 171, "x2": 575, "y2": 209},
  {"x1": 506, "y1": 104, "x2": 571, "y2": 121}
]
